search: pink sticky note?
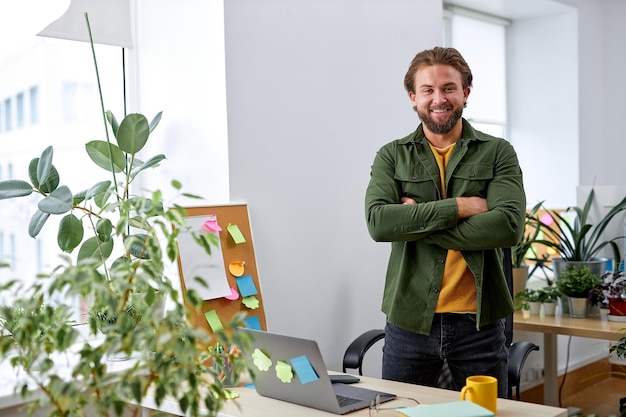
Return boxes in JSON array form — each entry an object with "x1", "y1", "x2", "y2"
[
  {"x1": 202, "y1": 217, "x2": 222, "y2": 232},
  {"x1": 225, "y1": 286, "x2": 240, "y2": 301}
]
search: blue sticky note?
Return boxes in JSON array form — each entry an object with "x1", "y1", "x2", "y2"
[
  {"x1": 236, "y1": 275, "x2": 258, "y2": 297},
  {"x1": 290, "y1": 355, "x2": 319, "y2": 384},
  {"x1": 244, "y1": 315, "x2": 262, "y2": 330}
]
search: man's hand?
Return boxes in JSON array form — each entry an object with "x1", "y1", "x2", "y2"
[
  {"x1": 456, "y1": 196, "x2": 488, "y2": 219},
  {"x1": 401, "y1": 196, "x2": 417, "y2": 205}
]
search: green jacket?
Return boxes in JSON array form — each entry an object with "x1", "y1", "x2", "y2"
[{"x1": 365, "y1": 119, "x2": 525, "y2": 335}]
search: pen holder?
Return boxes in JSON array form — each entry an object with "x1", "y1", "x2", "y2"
[{"x1": 212, "y1": 353, "x2": 240, "y2": 387}]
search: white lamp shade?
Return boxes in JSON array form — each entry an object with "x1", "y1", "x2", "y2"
[{"x1": 37, "y1": 0, "x2": 132, "y2": 48}]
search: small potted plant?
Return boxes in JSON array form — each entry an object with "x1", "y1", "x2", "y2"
[
  {"x1": 596, "y1": 269, "x2": 626, "y2": 321},
  {"x1": 511, "y1": 201, "x2": 545, "y2": 295},
  {"x1": 515, "y1": 287, "x2": 542, "y2": 315},
  {"x1": 556, "y1": 265, "x2": 602, "y2": 318},
  {"x1": 537, "y1": 286, "x2": 560, "y2": 316}
]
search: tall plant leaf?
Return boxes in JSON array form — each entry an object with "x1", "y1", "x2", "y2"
[
  {"x1": 36, "y1": 146, "x2": 54, "y2": 186},
  {"x1": 58, "y1": 214, "x2": 85, "y2": 253},
  {"x1": 38, "y1": 186, "x2": 73, "y2": 215},
  {"x1": 28, "y1": 210, "x2": 50, "y2": 238},
  {"x1": 86, "y1": 141, "x2": 126, "y2": 173},
  {"x1": 117, "y1": 114, "x2": 150, "y2": 154},
  {"x1": 0, "y1": 180, "x2": 33, "y2": 199}
]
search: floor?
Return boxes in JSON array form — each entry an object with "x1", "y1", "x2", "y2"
[{"x1": 558, "y1": 377, "x2": 626, "y2": 417}]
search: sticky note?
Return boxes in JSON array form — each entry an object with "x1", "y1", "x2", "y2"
[
  {"x1": 252, "y1": 348, "x2": 272, "y2": 371},
  {"x1": 202, "y1": 217, "x2": 222, "y2": 233},
  {"x1": 227, "y1": 224, "x2": 246, "y2": 244},
  {"x1": 290, "y1": 355, "x2": 319, "y2": 384},
  {"x1": 276, "y1": 360, "x2": 294, "y2": 383},
  {"x1": 242, "y1": 296, "x2": 260, "y2": 309},
  {"x1": 204, "y1": 310, "x2": 223, "y2": 332},
  {"x1": 236, "y1": 275, "x2": 258, "y2": 297},
  {"x1": 228, "y1": 261, "x2": 245, "y2": 277},
  {"x1": 243, "y1": 316, "x2": 262, "y2": 330},
  {"x1": 225, "y1": 286, "x2": 240, "y2": 301}
]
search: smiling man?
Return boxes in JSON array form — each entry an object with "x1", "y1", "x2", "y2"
[{"x1": 364, "y1": 47, "x2": 526, "y2": 398}]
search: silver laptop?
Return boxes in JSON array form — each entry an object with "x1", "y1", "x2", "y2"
[{"x1": 237, "y1": 328, "x2": 396, "y2": 414}]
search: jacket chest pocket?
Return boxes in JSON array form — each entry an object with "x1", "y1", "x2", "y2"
[
  {"x1": 394, "y1": 166, "x2": 439, "y2": 202},
  {"x1": 450, "y1": 163, "x2": 493, "y2": 196}
]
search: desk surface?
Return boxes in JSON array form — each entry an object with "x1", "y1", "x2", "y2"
[
  {"x1": 143, "y1": 372, "x2": 568, "y2": 417},
  {"x1": 513, "y1": 310, "x2": 625, "y2": 340}
]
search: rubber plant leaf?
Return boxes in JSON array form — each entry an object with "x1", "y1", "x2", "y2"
[
  {"x1": 117, "y1": 113, "x2": 150, "y2": 154},
  {"x1": 77, "y1": 236, "x2": 114, "y2": 267},
  {"x1": 58, "y1": 214, "x2": 85, "y2": 253},
  {"x1": 28, "y1": 158, "x2": 60, "y2": 193},
  {"x1": 0, "y1": 180, "x2": 33, "y2": 199},
  {"x1": 36, "y1": 146, "x2": 54, "y2": 186},
  {"x1": 38, "y1": 185, "x2": 73, "y2": 215},
  {"x1": 106, "y1": 110, "x2": 120, "y2": 138},
  {"x1": 28, "y1": 210, "x2": 50, "y2": 238},
  {"x1": 95, "y1": 218, "x2": 113, "y2": 243},
  {"x1": 131, "y1": 154, "x2": 166, "y2": 179},
  {"x1": 148, "y1": 111, "x2": 163, "y2": 133},
  {"x1": 85, "y1": 140, "x2": 126, "y2": 173}
]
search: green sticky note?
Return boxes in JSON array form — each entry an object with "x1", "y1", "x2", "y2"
[
  {"x1": 204, "y1": 310, "x2": 223, "y2": 332},
  {"x1": 227, "y1": 224, "x2": 246, "y2": 244},
  {"x1": 275, "y1": 360, "x2": 294, "y2": 383},
  {"x1": 252, "y1": 348, "x2": 272, "y2": 371},
  {"x1": 242, "y1": 295, "x2": 260, "y2": 309}
]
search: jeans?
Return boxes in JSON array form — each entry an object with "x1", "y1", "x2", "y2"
[{"x1": 382, "y1": 314, "x2": 508, "y2": 398}]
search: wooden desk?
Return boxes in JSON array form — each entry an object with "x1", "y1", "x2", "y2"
[
  {"x1": 513, "y1": 310, "x2": 624, "y2": 407},
  {"x1": 140, "y1": 372, "x2": 568, "y2": 417}
]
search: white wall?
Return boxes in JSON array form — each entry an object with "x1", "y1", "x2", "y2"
[{"x1": 223, "y1": 0, "x2": 442, "y2": 371}]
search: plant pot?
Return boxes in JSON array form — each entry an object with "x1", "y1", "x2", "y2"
[
  {"x1": 608, "y1": 298, "x2": 626, "y2": 322},
  {"x1": 528, "y1": 301, "x2": 542, "y2": 315},
  {"x1": 553, "y1": 258, "x2": 608, "y2": 315},
  {"x1": 512, "y1": 266, "x2": 529, "y2": 298},
  {"x1": 568, "y1": 296, "x2": 591, "y2": 318},
  {"x1": 542, "y1": 302, "x2": 557, "y2": 316}
]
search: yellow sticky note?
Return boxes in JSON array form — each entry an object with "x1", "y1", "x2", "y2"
[
  {"x1": 227, "y1": 224, "x2": 246, "y2": 244},
  {"x1": 204, "y1": 310, "x2": 223, "y2": 332}
]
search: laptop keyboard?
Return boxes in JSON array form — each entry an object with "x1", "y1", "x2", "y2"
[{"x1": 336, "y1": 394, "x2": 362, "y2": 407}]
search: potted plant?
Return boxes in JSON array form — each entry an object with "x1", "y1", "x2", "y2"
[
  {"x1": 537, "y1": 286, "x2": 560, "y2": 316},
  {"x1": 511, "y1": 201, "x2": 545, "y2": 295},
  {"x1": 515, "y1": 287, "x2": 542, "y2": 315},
  {"x1": 556, "y1": 265, "x2": 602, "y2": 318},
  {"x1": 595, "y1": 269, "x2": 626, "y2": 321},
  {"x1": 0, "y1": 15, "x2": 249, "y2": 417},
  {"x1": 530, "y1": 190, "x2": 626, "y2": 314}
]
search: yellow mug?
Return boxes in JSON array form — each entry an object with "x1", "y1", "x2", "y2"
[{"x1": 459, "y1": 375, "x2": 497, "y2": 414}]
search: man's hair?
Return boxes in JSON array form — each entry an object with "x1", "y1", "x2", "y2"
[{"x1": 403, "y1": 47, "x2": 473, "y2": 94}]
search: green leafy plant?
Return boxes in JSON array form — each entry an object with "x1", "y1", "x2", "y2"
[
  {"x1": 512, "y1": 201, "x2": 545, "y2": 269},
  {"x1": 0, "y1": 13, "x2": 249, "y2": 417},
  {"x1": 514, "y1": 287, "x2": 542, "y2": 303},
  {"x1": 556, "y1": 265, "x2": 602, "y2": 298},
  {"x1": 531, "y1": 189, "x2": 626, "y2": 263},
  {"x1": 537, "y1": 286, "x2": 560, "y2": 303}
]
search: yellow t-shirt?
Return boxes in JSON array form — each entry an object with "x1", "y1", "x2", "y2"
[{"x1": 427, "y1": 142, "x2": 477, "y2": 313}]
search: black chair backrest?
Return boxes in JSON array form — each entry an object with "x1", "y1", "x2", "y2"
[{"x1": 503, "y1": 247, "x2": 514, "y2": 348}]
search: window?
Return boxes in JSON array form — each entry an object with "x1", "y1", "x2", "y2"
[
  {"x1": 443, "y1": 7, "x2": 509, "y2": 138},
  {"x1": 29, "y1": 85, "x2": 39, "y2": 125},
  {"x1": 16, "y1": 92, "x2": 24, "y2": 128},
  {"x1": 3, "y1": 98, "x2": 10, "y2": 132}
]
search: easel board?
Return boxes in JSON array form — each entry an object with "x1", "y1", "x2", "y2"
[{"x1": 176, "y1": 203, "x2": 267, "y2": 334}]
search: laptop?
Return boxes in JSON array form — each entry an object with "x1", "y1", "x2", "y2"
[{"x1": 237, "y1": 328, "x2": 396, "y2": 414}]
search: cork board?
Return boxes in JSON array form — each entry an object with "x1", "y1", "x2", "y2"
[{"x1": 176, "y1": 203, "x2": 267, "y2": 334}]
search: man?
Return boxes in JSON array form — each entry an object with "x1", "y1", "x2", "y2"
[{"x1": 365, "y1": 46, "x2": 526, "y2": 397}]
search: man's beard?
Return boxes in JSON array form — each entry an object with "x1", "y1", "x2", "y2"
[{"x1": 417, "y1": 107, "x2": 463, "y2": 135}]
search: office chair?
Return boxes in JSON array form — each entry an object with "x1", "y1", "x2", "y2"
[{"x1": 342, "y1": 248, "x2": 539, "y2": 401}]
